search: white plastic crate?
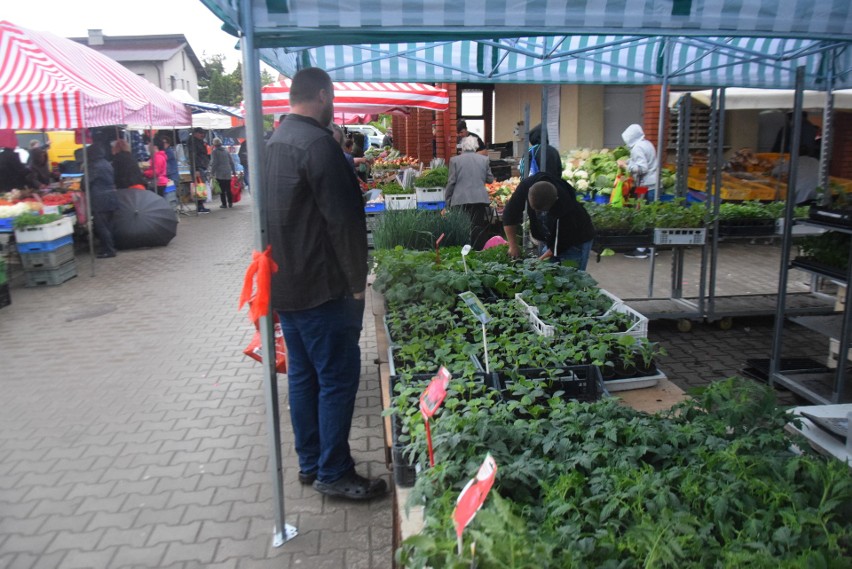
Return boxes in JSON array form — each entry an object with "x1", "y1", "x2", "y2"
[
  {"x1": 528, "y1": 311, "x2": 555, "y2": 337},
  {"x1": 514, "y1": 293, "x2": 539, "y2": 316},
  {"x1": 600, "y1": 301, "x2": 649, "y2": 339},
  {"x1": 384, "y1": 194, "x2": 417, "y2": 210},
  {"x1": 653, "y1": 228, "x2": 706, "y2": 246},
  {"x1": 14, "y1": 216, "x2": 74, "y2": 243},
  {"x1": 415, "y1": 187, "x2": 444, "y2": 203}
]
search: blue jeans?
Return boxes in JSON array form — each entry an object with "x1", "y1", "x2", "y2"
[
  {"x1": 552, "y1": 239, "x2": 593, "y2": 271},
  {"x1": 277, "y1": 297, "x2": 365, "y2": 483}
]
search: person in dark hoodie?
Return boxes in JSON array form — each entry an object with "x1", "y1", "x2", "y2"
[
  {"x1": 84, "y1": 145, "x2": 120, "y2": 258},
  {"x1": 522, "y1": 124, "x2": 563, "y2": 180}
]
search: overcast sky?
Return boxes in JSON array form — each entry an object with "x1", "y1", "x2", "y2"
[{"x1": 3, "y1": 1, "x2": 258, "y2": 73}]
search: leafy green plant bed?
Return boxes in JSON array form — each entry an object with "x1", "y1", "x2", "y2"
[
  {"x1": 395, "y1": 378, "x2": 852, "y2": 568},
  {"x1": 489, "y1": 365, "x2": 605, "y2": 406}
]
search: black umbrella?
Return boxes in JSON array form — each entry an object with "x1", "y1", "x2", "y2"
[{"x1": 113, "y1": 188, "x2": 178, "y2": 249}]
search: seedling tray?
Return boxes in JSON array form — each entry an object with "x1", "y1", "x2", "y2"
[
  {"x1": 490, "y1": 365, "x2": 606, "y2": 404},
  {"x1": 603, "y1": 367, "x2": 666, "y2": 392},
  {"x1": 593, "y1": 231, "x2": 653, "y2": 250},
  {"x1": 717, "y1": 219, "x2": 776, "y2": 237},
  {"x1": 809, "y1": 205, "x2": 852, "y2": 228}
]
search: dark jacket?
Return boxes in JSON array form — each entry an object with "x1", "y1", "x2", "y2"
[
  {"x1": 165, "y1": 146, "x2": 179, "y2": 183},
  {"x1": 85, "y1": 148, "x2": 119, "y2": 213},
  {"x1": 28, "y1": 147, "x2": 52, "y2": 185},
  {"x1": 0, "y1": 148, "x2": 34, "y2": 191},
  {"x1": 188, "y1": 136, "x2": 210, "y2": 171},
  {"x1": 112, "y1": 150, "x2": 147, "y2": 189},
  {"x1": 264, "y1": 114, "x2": 368, "y2": 311},
  {"x1": 502, "y1": 172, "x2": 595, "y2": 251},
  {"x1": 527, "y1": 124, "x2": 563, "y2": 180}
]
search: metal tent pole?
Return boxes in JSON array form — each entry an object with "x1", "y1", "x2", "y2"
[
  {"x1": 238, "y1": 0, "x2": 296, "y2": 548},
  {"x1": 81, "y1": 128, "x2": 96, "y2": 277},
  {"x1": 539, "y1": 87, "x2": 547, "y2": 174},
  {"x1": 769, "y1": 67, "x2": 806, "y2": 389},
  {"x1": 819, "y1": 50, "x2": 835, "y2": 197}
]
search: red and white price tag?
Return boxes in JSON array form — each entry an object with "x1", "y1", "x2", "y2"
[
  {"x1": 420, "y1": 366, "x2": 451, "y2": 420},
  {"x1": 452, "y1": 453, "x2": 497, "y2": 554},
  {"x1": 420, "y1": 367, "x2": 451, "y2": 467}
]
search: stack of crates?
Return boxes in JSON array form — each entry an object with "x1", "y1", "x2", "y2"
[
  {"x1": 415, "y1": 186, "x2": 445, "y2": 211},
  {"x1": 14, "y1": 217, "x2": 77, "y2": 287}
]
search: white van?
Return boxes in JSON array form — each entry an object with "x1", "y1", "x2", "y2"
[{"x1": 345, "y1": 125, "x2": 384, "y2": 148}]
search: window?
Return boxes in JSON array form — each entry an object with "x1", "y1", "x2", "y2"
[
  {"x1": 182, "y1": 52, "x2": 186, "y2": 71},
  {"x1": 457, "y1": 85, "x2": 494, "y2": 146},
  {"x1": 170, "y1": 76, "x2": 177, "y2": 90}
]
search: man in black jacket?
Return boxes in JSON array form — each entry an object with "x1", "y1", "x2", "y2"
[
  {"x1": 502, "y1": 172, "x2": 596, "y2": 270},
  {"x1": 187, "y1": 127, "x2": 211, "y2": 213},
  {"x1": 264, "y1": 67, "x2": 386, "y2": 501}
]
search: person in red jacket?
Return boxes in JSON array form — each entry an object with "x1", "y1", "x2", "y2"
[{"x1": 143, "y1": 138, "x2": 169, "y2": 196}]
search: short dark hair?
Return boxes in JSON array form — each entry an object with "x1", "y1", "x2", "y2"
[
  {"x1": 153, "y1": 137, "x2": 165, "y2": 151},
  {"x1": 529, "y1": 181, "x2": 558, "y2": 211},
  {"x1": 289, "y1": 68, "x2": 333, "y2": 105},
  {"x1": 457, "y1": 120, "x2": 467, "y2": 133}
]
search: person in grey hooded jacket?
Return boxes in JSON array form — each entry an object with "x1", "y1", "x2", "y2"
[
  {"x1": 618, "y1": 124, "x2": 658, "y2": 192},
  {"x1": 618, "y1": 124, "x2": 658, "y2": 259}
]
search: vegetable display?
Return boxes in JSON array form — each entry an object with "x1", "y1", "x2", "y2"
[
  {"x1": 12, "y1": 212, "x2": 62, "y2": 229},
  {"x1": 413, "y1": 166, "x2": 449, "y2": 188}
]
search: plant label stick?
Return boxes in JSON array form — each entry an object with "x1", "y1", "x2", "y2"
[
  {"x1": 459, "y1": 292, "x2": 492, "y2": 373},
  {"x1": 461, "y1": 244, "x2": 472, "y2": 274},
  {"x1": 435, "y1": 232, "x2": 446, "y2": 264},
  {"x1": 453, "y1": 453, "x2": 497, "y2": 556},
  {"x1": 420, "y1": 367, "x2": 452, "y2": 467}
]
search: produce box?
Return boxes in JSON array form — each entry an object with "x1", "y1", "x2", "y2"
[
  {"x1": 20, "y1": 242, "x2": 75, "y2": 271},
  {"x1": 16, "y1": 234, "x2": 73, "y2": 254},
  {"x1": 415, "y1": 187, "x2": 444, "y2": 203},
  {"x1": 14, "y1": 216, "x2": 74, "y2": 243},
  {"x1": 653, "y1": 228, "x2": 706, "y2": 246},
  {"x1": 0, "y1": 218, "x2": 13, "y2": 233},
  {"x1": 416, "y1": 201, "x2": 445, "y2": 211},
  {"x1": 604, "y1": 367, "x2": 666, "y2": 392},
  {"x1": 384, "y1": 194, "x2": 417, "y2": 210},
  {"x1": 0, "y1": 282, "x2": 9, "y2": 309},
  {"x1": 24, "y1": 258, "x2": 77, "y2": 287},
  {"x1": 600, "y1": 300, "x2": 649, "y2": 339},
  {"x1": 365, "y1": 202, "x2": 385, "y2": 213}
]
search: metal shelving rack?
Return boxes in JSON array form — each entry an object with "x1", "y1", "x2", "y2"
[{"x1": 769, "y1": 69, "x2": 852, "y2": 404}]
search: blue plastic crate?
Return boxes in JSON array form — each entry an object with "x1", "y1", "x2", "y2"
[
  {"x1": 0, "y1": 218, "x2": 13, "y2": 233},
  {"x1": 16, "y1": 234, "x2": 74, "y2": 253},
  {"x1": 416, "y1": 201, "x2": 445, "y2": 211},
  {"x1": 365, "y1": 202, "x2": 386, "y2": 213}
]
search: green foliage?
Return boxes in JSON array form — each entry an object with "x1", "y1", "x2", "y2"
[
  {"x1": 717, "y1": 201, "x2": 775, "y2": 221},
  {"x1": 197, "y1": 54, "x2": 243, "y2": 107},
  {"x1": 798, "y1": 233, "x2": 851, "y2": 271},
  {"x1": 397, "y1": 378, "x2": 852, "y2": 568},
  {"x1": 414, "y1": 166, "x2": 449, "y2": 188},
  {"x1": 12, "y1": 212, "x2": 62, "y2": 229},
  {"x1": 372, "y1": 209, "x2": 471, "y2": 251},
  {"x1": 379, "y1": 181, "x2": 408, "y2": 195}
]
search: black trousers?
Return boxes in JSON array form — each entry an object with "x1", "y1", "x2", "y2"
[
  {"x1": 217, "y1": 177, "x2": 233, "y2": 207},
  {"x1": 94, "y1": 210, "x2": 116, "y2": 255},
  {"x1": 457, "y1": 203, "x2": 491, "y2": 250}
]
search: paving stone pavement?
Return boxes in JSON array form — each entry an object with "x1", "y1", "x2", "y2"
[{"x1": 0, "y1": 193, "x2": 392, "y2": 569}]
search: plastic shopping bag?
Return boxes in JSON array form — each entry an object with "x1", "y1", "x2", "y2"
[
  {"x1": 193, "y1": 182, "x2": 208, "y2": 200},
  {"x1": 243, "y1": 314, "x2": 287, "y2": 373},
  {"x1": 211, "y1": 178, "x2": 221, "y2": 196},
  {"x1": 231, "y1": 175, "x2": 242, "y2": 203}
]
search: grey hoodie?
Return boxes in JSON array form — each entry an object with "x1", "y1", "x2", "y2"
[{"x1": 621, "y1": 124, "x2": 658, "y2": 189}]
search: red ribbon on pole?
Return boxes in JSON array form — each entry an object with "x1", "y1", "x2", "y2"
[{"x1": 238, "y1": 245, "x2": 278, "y2": 324}]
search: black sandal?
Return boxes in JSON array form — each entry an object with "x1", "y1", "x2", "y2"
[{"x1": 313, "y1": 470, "x2": 388, "y2": 500}]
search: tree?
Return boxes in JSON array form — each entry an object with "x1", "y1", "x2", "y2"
[{"x1": 198, "y1": 54, "x2": 242, "y2": 106}]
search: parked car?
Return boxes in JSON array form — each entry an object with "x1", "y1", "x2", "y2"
[{"x1": 345, "y1": 125, "x2": 384, "y2": 148}]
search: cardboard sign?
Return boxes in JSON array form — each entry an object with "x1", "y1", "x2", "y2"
[
  {"x1": 452, "y1": 453, "x2": 497, "y2": 553},
  {"x1": 459, "y1": 291, "x2": 491, "y2": 324},
  {"x1": 420, "y1": 367, "x2": 451, "y2": 420}
]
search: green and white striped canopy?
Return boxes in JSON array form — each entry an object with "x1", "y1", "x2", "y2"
[{"x1": 200, "y1": 1, "x2": 852, "y2": 89}]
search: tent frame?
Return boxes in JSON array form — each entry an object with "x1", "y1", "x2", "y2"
[{"x1": 223, "y1": 0, "x2": 852, "y2": 547}]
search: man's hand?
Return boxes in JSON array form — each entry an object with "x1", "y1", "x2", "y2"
[
  {"x1": 352, "y1": 291, "x2": 366, "y2": 300},
  {"x1": 508, "y1": 242, "x2": 521, "y2": 259}
]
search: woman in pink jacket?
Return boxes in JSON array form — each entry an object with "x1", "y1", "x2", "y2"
[{"x1": 143, "y1": 138, "x2": 169, "y2": 196}]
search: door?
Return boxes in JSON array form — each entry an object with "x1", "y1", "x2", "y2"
[{"x1": 603, "y1": 87, "x2": 645, "y2": 148}]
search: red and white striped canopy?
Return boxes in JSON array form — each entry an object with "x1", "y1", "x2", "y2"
[
  {"x1": 252, "y1": 80, "x2": 449, "y2": 116},
  {"x1": 0, "y1": 21, "x2": 190, "y2": 130}
]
